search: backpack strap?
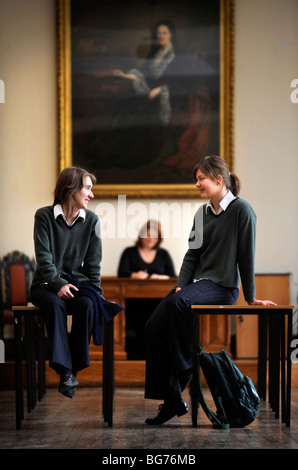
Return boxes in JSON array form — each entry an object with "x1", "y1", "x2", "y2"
[{"x1": 197, "y1": 346, "x2": 230, "y2": 430}]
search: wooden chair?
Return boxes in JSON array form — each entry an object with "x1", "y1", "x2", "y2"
[
  {"x1": 191, "y1": 304, "x2": 294, "y2": 428},
  {"x1": 0, "y1": 251, "x2": 46, "y2": 428},
  {"x1": 0, "y1": 250, "x2": 36, "y2": 337}
]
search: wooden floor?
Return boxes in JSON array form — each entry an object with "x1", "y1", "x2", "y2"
[{"x1": 1, "y1": 387, "x2": 298, "y2": 452}]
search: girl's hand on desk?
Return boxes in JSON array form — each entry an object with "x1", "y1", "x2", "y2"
[{"x1": 247, "y1": 299, "x2": 277, "y2": 306}]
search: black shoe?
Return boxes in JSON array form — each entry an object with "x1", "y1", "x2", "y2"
[
  {"x1": 58, "y1": 374, "x2": 79, "y2": 398},
  {"x1": 60, "y1": 387, "x2": 76, "y2": 399},
  {"x1": 145, "y1": 399, "x2": 188, "y2": 425}
]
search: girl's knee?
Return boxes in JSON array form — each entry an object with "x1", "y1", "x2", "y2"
[
  {"x1": 74, "y1": 295, "x2": 94, "y2": 309},
  {"x1": 165, "y1": 291, "x2": 189, "y2": 313}
]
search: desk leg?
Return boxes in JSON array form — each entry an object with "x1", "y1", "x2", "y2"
[
  {"x1": 30, "y1": 313, "x2": 37, "y2": 410},
  {"x1": 102, "y1": 318, "x2": 106, "y2": 418},
  {"x1": 24, "y1": 314, "x2": 35, "y2": 413},
  {"x1": 272, "y1": 313, "x2": 281, "y2": 418},
  {"x1": 103, "y1": 317, "x2": 114, "y2": 427},
  {"x1": 40, "y1": 316, "x2": 46, "y2": 398},
  {"x1": 280, "y1": 314, "x2": 286, "y2": 423},
  {"x1": 37, "y1": 315, "x2": 46, "y2": 401},
  {"x1": 14, "y1": 312, "x2": 23, "y2": 429},
  {"x1": 274, "y1": 313, "x2": 280, "y2": 419},
  {"x1": 286, "y1": 310, "x2": 292, "y2": 427},
  {"x1": 268, "y1": 313, "x2": 279, "y2": 414},
  {"x1": 191, "y1": 312, "x2": 199, "y2": 428},
  {"x1": 258, "y1": 314, "x2": 268, "y2": 400}
]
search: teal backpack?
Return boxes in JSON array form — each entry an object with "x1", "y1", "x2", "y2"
[{"x1": 197, "y1": 348, "x2": 260, "y2": 429}]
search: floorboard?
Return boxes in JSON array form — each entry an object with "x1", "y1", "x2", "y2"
[{"x1": 1, "y1": 387, "x2": 298, "y2": 451}]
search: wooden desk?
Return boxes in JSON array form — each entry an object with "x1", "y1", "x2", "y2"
[
  {"x1": 13, "y1": 305, "x2": 115, "y2": 429},
  {"x1": 90, "y1": 277, "x2": 231, "y2": 360},
  {"x1": 94, "y1": 275, "x2": 290, "y2": 360},
  {"x1": 41, "y1": 273, "x2": 291, "y2": 388},
  {"x1": 191, "y1": 304, "x2": 294, "y2": 427}
]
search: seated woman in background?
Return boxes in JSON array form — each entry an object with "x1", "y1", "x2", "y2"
[
  {"x1": 118, "y1": 220, "x2": 176, "y2": 359},
  {"x1": 118, "y1": 219, "x2": 176, "y2": 280}
]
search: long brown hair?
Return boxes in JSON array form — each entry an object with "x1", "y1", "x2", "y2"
[
  {"x1": 192, "y1": 155, "x2": 241, "y2": 197},
  {"x1": 53, "y1": 166, "x2": 96, "y2": 211}
]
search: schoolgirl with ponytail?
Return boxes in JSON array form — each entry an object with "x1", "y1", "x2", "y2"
[
  {"x1": 144, "y1": 155, "x2": 276, "y2": 426},
  {"x1": 192, "y1": 154, "x2": 241, "y2": 198}
]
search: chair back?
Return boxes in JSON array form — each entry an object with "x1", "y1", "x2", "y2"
[{"x1": 0, "y1": 251, "x2": 36, "y2": 309}]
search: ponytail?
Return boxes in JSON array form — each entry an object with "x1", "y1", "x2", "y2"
[{"x1": 229, "y1": 173, "x2": 241, "y2": 197}]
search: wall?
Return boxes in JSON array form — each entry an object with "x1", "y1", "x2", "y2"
[
  {"x1": 234, "y1": 0, "x2": 298, "y2": 309},
  {"x1": 0, "y1": 0, "x2": 57, "y2": 254},
  {"x1": 0, "y1": 0, "x2": 297, "y2": 311}
]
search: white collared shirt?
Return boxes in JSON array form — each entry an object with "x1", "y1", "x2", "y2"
[
  {"x1": 53, "y1": 204, "x2": 86, "y2": 226},
  {"x1": 206, "y1": 190, "x2": 236, "y2": 215}
]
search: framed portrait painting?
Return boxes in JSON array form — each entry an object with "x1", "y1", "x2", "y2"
[{"x1": 57, "y1": 0, "x2": 234, "y2": 197}]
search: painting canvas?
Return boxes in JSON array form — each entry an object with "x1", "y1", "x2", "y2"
[{"x1": 57, "y1": 0, "x2": 234, "y2": 197}]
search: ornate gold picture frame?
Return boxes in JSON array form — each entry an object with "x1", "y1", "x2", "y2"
[{"x1": 57, "y1": 0, "x2": 234, "y2": 198}]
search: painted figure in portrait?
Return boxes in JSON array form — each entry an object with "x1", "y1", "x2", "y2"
[{"x1": 70, "y1": 1, "x2": 220, "y2": 185}]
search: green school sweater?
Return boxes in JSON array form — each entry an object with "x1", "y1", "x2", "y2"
[
  {"x1": 31, "y1": 206, "x2": 103, "y2": 295},
  {"x1": 176, "y1": 198, "x2": 256, "y2": 301}
]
